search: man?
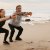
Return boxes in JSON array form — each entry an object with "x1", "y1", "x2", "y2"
[{"x1": 9, "y1": 5, "x2": 32, "y2": 42}]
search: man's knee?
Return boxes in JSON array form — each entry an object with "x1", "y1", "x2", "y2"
[
  {"x1": 21, "y1": 28, "x2": 23, "y2": 31},
  {"x1": 19, "y1": 26, "x2": 23, "y2": 31}
]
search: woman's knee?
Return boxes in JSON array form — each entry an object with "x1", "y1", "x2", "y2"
[{"x1": 5, "y1": 30, "x2": 9, "y2": 34}]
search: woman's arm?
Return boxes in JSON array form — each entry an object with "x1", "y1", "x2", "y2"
[{"x1": 0, "y1": 15, "x2": 16, "y2": 22}]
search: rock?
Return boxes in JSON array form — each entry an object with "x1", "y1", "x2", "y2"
[{"x1": 25, "y1": 19, "x2": 31, "y2": 22}]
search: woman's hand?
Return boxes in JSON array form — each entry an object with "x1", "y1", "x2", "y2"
[
  {"x1": 11, "y1": 14, "x2": 16, "y2": 19},
  {"x1": 11, "y1": 15, "x2": 16, "y2": 19}
]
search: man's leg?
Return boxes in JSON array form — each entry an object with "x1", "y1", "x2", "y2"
[
  {"x1": 9, "y1": 24, "x2": 15, "y2": 42},
  {"x1": 15, "y1": 26, "x2": 23, "y2": 40},
  {"x1": 0, "y1": 28, "x2": 9, "y2": 44}
]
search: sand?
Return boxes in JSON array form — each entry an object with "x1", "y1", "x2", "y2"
[{"x1": 0, "y1": 21, "x2": 50, "y2": 50}]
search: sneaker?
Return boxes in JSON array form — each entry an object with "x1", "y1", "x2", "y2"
[
  {"x1": 9, "y1": 39, "x2": 13, "y2": 42},
  {"x1": 3, "y1": 41, "x2": 10, "y2": 45},
  {"x1": 9, "y1": 37, "x2": 13, "y2": 42},
  {"x1": 15, "y1": 37, "x2": 22, "y2": 41}
]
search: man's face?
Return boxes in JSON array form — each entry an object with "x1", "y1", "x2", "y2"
[{"x1": 16, "y1": 6, "x2": 21, "y2": 12}]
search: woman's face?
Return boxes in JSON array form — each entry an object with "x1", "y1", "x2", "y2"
[{"x1": 0, "y1": 10, "x2": 5, "y2": 17}]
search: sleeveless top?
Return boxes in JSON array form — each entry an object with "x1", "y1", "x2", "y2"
[
  {"x1": 0, "y1": 16, "x2": 6, "y2": 27},
  {"x1": 9, "y1": 15, "x2": 22, "y2": 27}
]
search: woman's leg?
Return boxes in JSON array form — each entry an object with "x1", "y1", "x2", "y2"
[{"x1": 0, "y1": 27, "x2": 9, "y2": 44}]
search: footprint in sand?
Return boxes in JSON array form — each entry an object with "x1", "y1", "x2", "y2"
[
  {"x1": 26, "y1": 41, "x2": 33, "y2": 44},
  {"x1": 26, "y1": 48, "x2": 35, "y2": 50},
  {"x1": 4, "y1": 49, "x2": 9, "y2": 50}
]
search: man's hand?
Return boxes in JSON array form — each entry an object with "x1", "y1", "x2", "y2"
[
  {"x1": 24, "y1": 12, "x2": 32, "y2": 17},
  {"x1": 27, "y1": 12, "x2": 32, "y2": 16}
]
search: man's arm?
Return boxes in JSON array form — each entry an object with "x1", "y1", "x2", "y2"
[{"x1": 16, "y1": 12, "x2": 32, "y2": 17}]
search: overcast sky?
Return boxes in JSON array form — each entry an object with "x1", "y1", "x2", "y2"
[
  {"x1": 0, "y1": 0, "x2": 50, "y2": 17},
  {"x1": 0, "y1": 0, "x2": 50, "y2": 3}
]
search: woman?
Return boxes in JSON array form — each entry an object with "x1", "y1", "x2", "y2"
[{"x1": 0, "y1": 9, "x2": 16, "y2": 45}]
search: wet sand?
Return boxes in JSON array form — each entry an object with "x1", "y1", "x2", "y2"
[{"x1": 0, "y1": 21, "x2": 50, "y2": 50}]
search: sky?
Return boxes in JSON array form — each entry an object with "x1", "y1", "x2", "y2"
[{"x1": 0, "y1": 0, "x2": 50, "y2": 20}]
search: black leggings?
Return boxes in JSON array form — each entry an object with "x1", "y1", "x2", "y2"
[
  {"x1": 0, "y1": 27, "x2": 9, "y2": 41},
  {"x1": 9, "y1": 24, "x2": 23, "y2": 39}
]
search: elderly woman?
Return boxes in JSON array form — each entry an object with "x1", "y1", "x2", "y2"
[{"x1": 0, "y1": 9, "x2": 16, "y2": 45}]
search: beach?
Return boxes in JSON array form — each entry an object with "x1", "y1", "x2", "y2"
[{"x1": 0, "y1": 21, "x2": 50, "y2": 50}]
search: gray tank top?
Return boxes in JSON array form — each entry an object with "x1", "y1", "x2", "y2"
[{"x1": 9, "y1": 15, "x2": 22, "y2": 27}]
